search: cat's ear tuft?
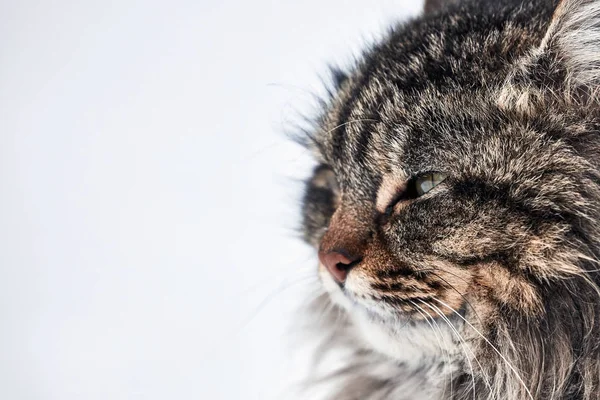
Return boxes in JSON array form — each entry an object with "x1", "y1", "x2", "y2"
[
  {"x1": 540, "y1": 0, "x2": 600, "y2": 95},
  {"x1": 328, "y1": 65, "x2": 349, "y2": 91},
  {"x1": 321, "y1": 65, "x2": 350, "y2": 101},
  {"x1": 499, "y1": 0, "x2": 600, "y2": 112}
]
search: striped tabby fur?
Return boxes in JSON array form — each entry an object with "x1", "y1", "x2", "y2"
[{"x1": 299, "y1": 0, "x2": 600, "y2": 398}]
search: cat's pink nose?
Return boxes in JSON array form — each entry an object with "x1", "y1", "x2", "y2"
[{"x1": 318, "y1": 250, "x2": 360, "y2": 283}]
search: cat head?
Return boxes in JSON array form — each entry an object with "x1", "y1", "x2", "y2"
[{"x1": 301, "y1": 0, "x2": 600, "y2": 397}]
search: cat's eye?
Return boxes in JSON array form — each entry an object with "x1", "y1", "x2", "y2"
[
  {"x1": 415, "y1": 173, "x2": 447, "y2": 196},
  {"x1": 382, "y1": 172, "x2": 448, "y2": 217}
]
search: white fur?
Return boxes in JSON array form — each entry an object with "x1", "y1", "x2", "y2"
[
  {"x1": 544, "y1": 0, "x2": 600, "y2": 92},
  {"x1": 318, "y1": 264, "x2": 464, "y2": 399}
]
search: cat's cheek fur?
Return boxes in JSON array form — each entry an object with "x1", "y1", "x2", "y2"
[{"x1": 474, "y1": 263, "x2": 544, "y2": 316}]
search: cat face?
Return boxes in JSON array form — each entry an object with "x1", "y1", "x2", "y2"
[
  {"x1": 301, "y1": 0, "x2": 600, "y2": 367},
  {"x1": 305, "y1": 90, "x2": 556, "y2": 332}
]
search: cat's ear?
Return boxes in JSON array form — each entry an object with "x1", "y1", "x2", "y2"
[
  {"x1": 499, "y1": 0, "x2": 600, "y2": 112},
  {"x1": 539, "y1": 0, "x2": 600, "y2": 96},
  {"x1": 423, "y1": 0, "x2": 462, "y2": 15}
]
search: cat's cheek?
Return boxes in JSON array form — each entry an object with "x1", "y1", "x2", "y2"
[{"x1": 473, "y1": 263, "x2": 544, "y2": 316}]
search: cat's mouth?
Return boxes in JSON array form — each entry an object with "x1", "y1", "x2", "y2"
[{"x1": 318, "y1": 263, "x2": 466, "y2": 323}]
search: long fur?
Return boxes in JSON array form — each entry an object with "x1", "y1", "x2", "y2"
[{"x1": 298, "y1": 0, "x2": 600, "y2": 399}]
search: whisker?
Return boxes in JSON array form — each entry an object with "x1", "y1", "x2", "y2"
[
  {"x1": 384, "y1": 265, "x2": 485, "y2": 328},
  {"x1": 428, "y1": 301, "x2": 495, "y2": 396},
  {"x1": 425, "y1": 270, "x2": 485, "y2": 328},
  {"x1": 238, "y1": 274, "x2": 319, "y2": 332},
  {"x1": 409, "y1": 300, "x2": 454, "y2": 398},
  {"x1": 433, "y1": 297, "x2": 535, "y2": 400},
  {"x1": 421, "y1": 300, "x2": 477, "y2": 400},
  {"x1": 320, "y1": 118, "x2": 379, "y2": 138},
  {"x1": 239, "y1": 255, "x2": 316, "y2": 295}
]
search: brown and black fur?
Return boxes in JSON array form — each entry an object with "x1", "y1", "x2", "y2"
[{"x1": 299, "y1": 0, "x2": 600, "y2": 398}]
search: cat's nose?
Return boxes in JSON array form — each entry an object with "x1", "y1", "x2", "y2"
[{"x1": 318, "y1": 249, "x2": 361, "y2": 283}]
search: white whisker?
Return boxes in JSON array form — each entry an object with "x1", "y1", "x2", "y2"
[
  {"x1": 433, "y1": 298, "x2": 534, "y2": 400},
  {"x1": 421, "y1": 300, "x2": 477, "y2": 400},
  {"x1": 410, "y1": 300, "x2": 454, "y2": 398}
]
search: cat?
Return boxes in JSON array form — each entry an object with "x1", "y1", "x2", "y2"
[{"x1": 298, "y1": 0, "x2": 600, "y2": 399}]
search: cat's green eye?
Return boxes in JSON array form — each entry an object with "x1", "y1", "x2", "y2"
[{"x1": 415, "y1": 173, "x2": 447, "y2": 196}]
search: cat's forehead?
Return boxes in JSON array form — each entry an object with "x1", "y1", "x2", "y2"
[
  {"x1": 311, "y1": 7, "x2": 552, "y2": 195},
  {"x1": 315, "y1": 83, "x2": 500, "y2": 195}
]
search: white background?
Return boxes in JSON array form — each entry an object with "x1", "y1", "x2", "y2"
[{"x1": 0, "y1": 1, "x2": 421, "y2": 399}]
